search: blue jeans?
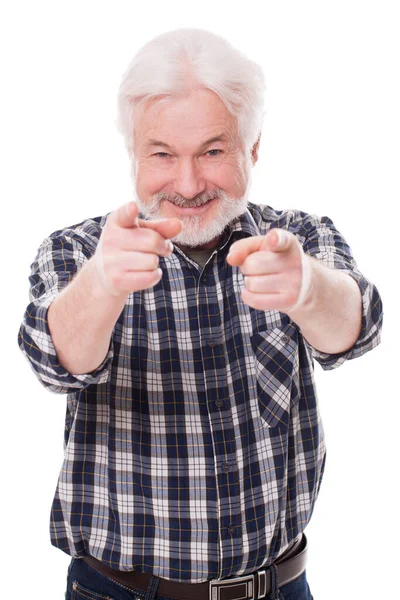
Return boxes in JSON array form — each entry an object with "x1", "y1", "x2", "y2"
[{"x1": 65, "y1": 557, "x2": 314, "y2": 600}]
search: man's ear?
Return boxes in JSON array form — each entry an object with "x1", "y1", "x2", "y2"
[{"x1": 251, "y1": 134, "x2": 261, "y2": 165}]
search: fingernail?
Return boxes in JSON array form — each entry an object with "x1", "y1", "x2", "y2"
[
  {"x1": 165, "y1": 240, "x2": 174, "y2": 253},
  {"x1": 276, "y1": 229, "x2": 287, "y2": 246}
]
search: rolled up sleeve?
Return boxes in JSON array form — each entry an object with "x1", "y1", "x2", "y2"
[
  {"x1": 291, "y1": 214, "x2": 383, "y2": 371},
  {"x1": 18, "y1": 234, "x2": 113, "y2": 394}
]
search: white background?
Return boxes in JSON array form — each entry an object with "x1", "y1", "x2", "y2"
[{"x1": 1, "y1": 1, "x2": 399, "y2": 598}]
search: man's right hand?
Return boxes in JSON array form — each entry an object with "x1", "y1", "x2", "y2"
[{"x1": 93, "y1": 201, "x2": 183, "y2": 297}]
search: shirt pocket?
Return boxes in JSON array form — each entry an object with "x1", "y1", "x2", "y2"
[{"x1": 250, "y1": 323, "x2": 299, "y2": 429}]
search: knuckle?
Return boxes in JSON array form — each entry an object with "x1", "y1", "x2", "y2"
[
  {"x1": 110, "y1": 272, "x2": 122, "y2": 289},
  {"x1": 286, "y1": 291, "x2": 298, "y2": 306},
  {"x1": 102, "y1": 230, "x2": 121, "y2": 251},
  {"x1": 150, "y1": 255, "x2": 159, "y2": 269},
  {"x1": 106, "y1": 275, "x2": 119, "y2": 292},
  {"x1": 137, "y1": 227, "x2": 154, "y2": 241},
  {"x1": 137, "y1": 270, "x2": 161, "y2": 290},
  {"x1": 246, "y1": 254, "x2": 259, "y2": 270},
  {"x1": 136, "y1": 229, "x2": 159, "y2": 249},
  {"x1": 289, "y1": 271, "x2": 302, "y2": 289},
  {"x1": 244, "y1": 276, "x2": 254, "y2": 291},
  {"x1": 101, "y1": 237, "x2": 114, "y2": 253}
]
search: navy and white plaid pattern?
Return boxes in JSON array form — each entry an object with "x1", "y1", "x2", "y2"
[{"x1": 18, "y1": 203, "x2": 383, "y2": 582}]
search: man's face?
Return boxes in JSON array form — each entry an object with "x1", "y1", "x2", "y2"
[{"x1": 132, "y1": 88, "x2": 257, "y2": 249}]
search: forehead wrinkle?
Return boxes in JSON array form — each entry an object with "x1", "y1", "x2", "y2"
[{"x1": 146, "y1": 133, "x2": 232, "y2": 152}]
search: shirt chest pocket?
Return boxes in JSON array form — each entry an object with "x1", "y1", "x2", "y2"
[{"x1": 250, "y1": 323, "x2": 299, "y2": 429}]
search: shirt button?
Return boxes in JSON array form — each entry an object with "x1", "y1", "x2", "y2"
[
  {"x1": 222, "y1": 462, "x2": 230, "y2": 473},
  {"x1": 207, "y1": 339, "x2": 217, "y2": 347},
  {"x1": 282, "y1": 335, "x2": 290, "y2": 344},
  {"x1": 215, "y1": 399, "x2": 223, "y2": 409},
  {"x1": 201, "y1": 275, "x2": 208, "y2": 284},
  {"x1": 227, "y1": 525, "x2": 236, "y2": 535}
]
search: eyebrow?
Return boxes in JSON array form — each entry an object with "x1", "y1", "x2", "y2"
[{"x1": 146, "y1": 134, "x2": 229, "y2": 151}]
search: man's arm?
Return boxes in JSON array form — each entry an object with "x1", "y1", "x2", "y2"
[
  {"x1": 227, "y1": 227, "x2": 367, "y2": 354},
  {"x1": 47, "y1": 257, "x2": 128, "y2": 375},
  {"x1": 40, "y1": 203, "x2": 181, "y2": 375},
  {"x1": 286, "y1": 256, "x2": 362, "y2": 353},
  {"x1": 18, "y1": 202, "x2": 182, "y2": 389}
]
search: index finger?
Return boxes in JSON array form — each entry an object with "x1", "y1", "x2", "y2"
[
  {"x1": 227, "y1": 236, "x2": 265, "y2": 266},
  {"x1": 111, "y1": 201, "x2": 140, "y2": 229},
  {"x1": 139, "y1": 217, "x2": 183, "y2": 241}
]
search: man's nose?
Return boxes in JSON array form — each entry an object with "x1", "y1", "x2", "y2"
[{"x1": 173, "y1": 158, "x2": 206, "y2": 199}]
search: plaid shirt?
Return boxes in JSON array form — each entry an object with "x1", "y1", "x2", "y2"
[{"x1": 18, "y1": 202, "x2": 382, "y2": 582}]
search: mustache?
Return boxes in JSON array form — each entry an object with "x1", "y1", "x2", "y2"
[{"x1": 151, "y1": 189, "x2": 224, "y2": 207}]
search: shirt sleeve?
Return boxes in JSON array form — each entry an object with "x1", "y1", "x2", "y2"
[
  {"x1": 18, "y1": 234, "x2": 114, "y2": 394},
  {"x1": 291, "y1": 213, "x2": 383, "y2": 371}
]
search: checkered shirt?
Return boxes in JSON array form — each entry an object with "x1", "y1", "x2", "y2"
[{"x1": 18, "y1": 202, "x2": 383, "y2": 582}]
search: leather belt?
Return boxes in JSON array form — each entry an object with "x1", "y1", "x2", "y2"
[{"x1": 82, "y1": 534, "x2": 307, "y2": 600}]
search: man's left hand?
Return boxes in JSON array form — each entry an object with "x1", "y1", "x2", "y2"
[{"x1": 226, "y1": 228, "x2": 313, "y2": 313}]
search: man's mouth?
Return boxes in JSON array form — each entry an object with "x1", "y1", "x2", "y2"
[
  {"x1": 165, "y1": 197, "x2": 217, "y2": 215},
  {"x1": 167, "y1": 196, "x2": 216, "y2": 208}
]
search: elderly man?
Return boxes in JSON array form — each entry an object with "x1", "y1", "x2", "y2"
[{"x1": 18, "y1": 28, "x2": 382, "y2": 600}]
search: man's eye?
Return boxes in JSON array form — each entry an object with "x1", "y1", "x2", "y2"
[
  {"x1": 207, "y1": 149, "x2": 222, "y2": 157},
  {"x1": 154, "y1": 152, "x2": 170, "y2": 158}
]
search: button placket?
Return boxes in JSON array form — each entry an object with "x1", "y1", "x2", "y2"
[{"x1": 197, "y1": 258, "x2": 243, "y2": 577}]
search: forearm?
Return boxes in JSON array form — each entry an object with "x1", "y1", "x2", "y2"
[
  {"x1": 287, "y1": 257, "x2": 362, "y2": 354},
  {"x1": 48, "y1": 257, "x2": 128, "y2": 375}
]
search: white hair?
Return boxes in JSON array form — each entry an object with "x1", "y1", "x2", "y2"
[{"x1": 116, "y1": 28, "x2": 266, "y2": 158}]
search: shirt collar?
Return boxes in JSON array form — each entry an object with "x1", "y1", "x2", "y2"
[
  {"x1": 230, "y1": 206, "x2": 259, "y2": 236},
  {"x1": 218, "y1": 204, "x2": 260, "y2": 248}
]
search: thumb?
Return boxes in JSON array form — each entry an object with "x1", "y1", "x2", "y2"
[
  {"x1": 112, "y1": 201, "x2": 140, "y2": 229},
  {"x1": 261, "y1": 228, "x2": 292, "y2": 252}
]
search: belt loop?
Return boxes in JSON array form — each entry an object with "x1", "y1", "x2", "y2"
[
  {"x1": 269, "y1": 564, "x2": 280, "y2": 600},
  {"x1": 144, "y1": 574, "x2": 160, "y2": 600}
]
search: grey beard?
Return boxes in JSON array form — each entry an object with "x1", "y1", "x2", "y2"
[{"x1": 134, "y1": 186, "x2": 251, "y2": 248}]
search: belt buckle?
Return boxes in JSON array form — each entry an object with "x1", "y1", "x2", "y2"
[{"x1": 209, "y1": 573, "x2": 255, "y2": 600}]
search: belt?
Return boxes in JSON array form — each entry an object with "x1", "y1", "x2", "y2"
[{"x1": 82, "y1": 533, "x2": 307, "y2": 600}]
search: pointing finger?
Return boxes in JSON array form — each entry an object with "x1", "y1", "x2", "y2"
[
  {"x1": 139, "y1": 217, "x2": 183, "y2": 241},
  {"x1": 111, "y1": 201, "x2": 140, "y2": 228},
  {"x1": 261, "y1": 229, "x2": 294, "y2": 253},
  {"x1": 227, "y1": 229, "x2": 297, "y2": 266},
  {"x1": 226, "y1": 236, "x2": 265, "y2": 266}
]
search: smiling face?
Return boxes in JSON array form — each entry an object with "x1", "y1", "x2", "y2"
[{"x1": 132, "y1": 88, "x2": 258, "y2": 249}]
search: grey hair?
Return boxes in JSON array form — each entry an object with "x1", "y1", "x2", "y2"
[{"x1": 116, "y1": 28, "x2": 266, "y2": 158}]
